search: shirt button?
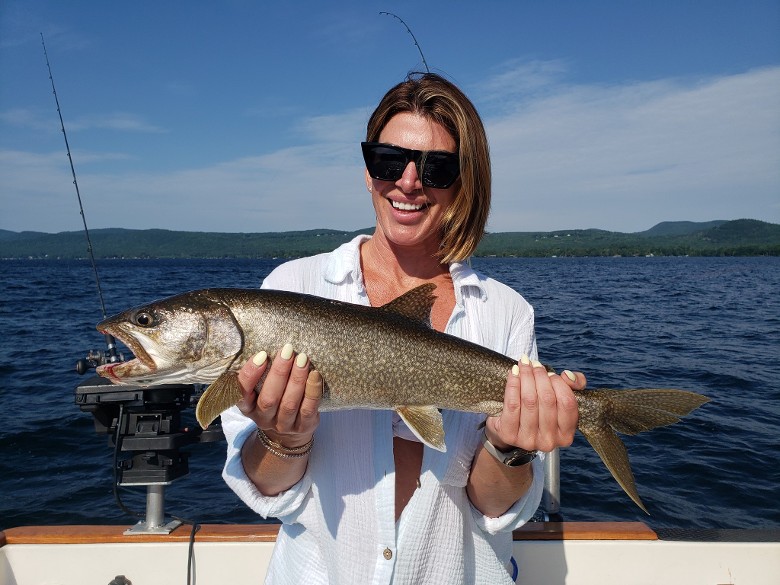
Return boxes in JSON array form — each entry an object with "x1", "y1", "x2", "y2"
[{"x1": 383, "y1": 548, "x2": 393, "y2": 560}]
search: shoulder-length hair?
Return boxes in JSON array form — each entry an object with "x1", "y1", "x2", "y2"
[{"x1": 365, "y1": 73, "x2": 491, "y2": 263}]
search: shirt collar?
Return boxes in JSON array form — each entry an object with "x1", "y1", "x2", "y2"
[
  {"x1": 323, "y1": 234, "x2": 370, "y2": 285},
  {"x1": 323, "y1": 234, "x2": 488, "y2": 302},
  {"x1": 449, "y1": 260, "x2": 488, "y2": 303}
]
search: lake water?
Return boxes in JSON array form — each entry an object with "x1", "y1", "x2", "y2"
[{"x1": 1, "y1": 256, "x2": 778, "y2": 531}]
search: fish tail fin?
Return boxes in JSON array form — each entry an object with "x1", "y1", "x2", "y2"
[
  {"x1": 579, "y1": 388, "x2": 709, "y2": 514},
  {"x1": 195, "y1": 371, "x2": 243, "y2": 429}
]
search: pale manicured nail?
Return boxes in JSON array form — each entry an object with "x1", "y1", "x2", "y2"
[
  {"x1": 564, "y1": 370, "x2": 576, "y2": 382},
  {"x1": 548, "y1": 371, "x2": 556, "y2": 377},
  {"x1": 511, "y1": 364, "x2": 520, "y2": 377},
  {"x1": 280, "y1": 343, "x2": 294, "y2": 360},
  {"x1": 295, "y1": 352, "x2": 308, "y2": 368},
  {"x1": 531, "y1": 359, "x2": 544, "y2": 369},
  {"x1": 520, "y1": 354, "x2": 530, "y2": 366},
  {"x1": 252, "y1": 351, "x2": 268, "y2": 366}
]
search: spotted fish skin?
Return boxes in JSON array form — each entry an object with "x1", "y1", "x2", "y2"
[{"x1": 96, "y1": 284, "x2": 709, "y2": 513}]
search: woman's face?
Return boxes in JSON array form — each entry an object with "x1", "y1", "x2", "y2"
[{"x1": 365, "y1": 112, "x2": 458, "y2": 254}]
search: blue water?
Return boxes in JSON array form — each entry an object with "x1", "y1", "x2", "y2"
[{"x1": 1, "y1": 256, "x2": 778, "y2": 531}]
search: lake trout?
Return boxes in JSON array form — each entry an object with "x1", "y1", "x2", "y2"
[{"x1": 96, "y1": 284, "x2": 709, "y2": 513}]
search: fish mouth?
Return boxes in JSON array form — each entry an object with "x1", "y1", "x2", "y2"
[{"x1": 96, "y1": 325, "x2": 158, "y2": 382}]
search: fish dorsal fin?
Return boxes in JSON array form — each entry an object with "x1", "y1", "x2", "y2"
[{"x1": 380, "y1": 283, "x2": 437, "y2": 326}]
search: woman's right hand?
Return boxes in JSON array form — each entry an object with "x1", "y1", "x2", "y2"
[{"x1": 235, "y1": 343, "x2": 322, "y2": 449}]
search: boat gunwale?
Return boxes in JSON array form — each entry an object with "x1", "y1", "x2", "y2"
[{"x1": 1, "y1": 522, "x2": 657, "y2": 545}]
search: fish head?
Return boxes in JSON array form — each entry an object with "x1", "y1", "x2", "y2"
[{"x1": 96, "y1": 290, "x2": 244, "y2": 386}]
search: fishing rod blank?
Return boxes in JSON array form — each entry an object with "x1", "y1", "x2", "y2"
[
  {"x1": 41, "y1": 32, "x2": 119, "y2": 366},
  {"x1": 380, "y1": 12, "x2": 430, "y2": 73}
]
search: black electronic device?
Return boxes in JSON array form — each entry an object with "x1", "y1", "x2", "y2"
[{"x1": 75, "y1": 356, "x2": 224, "y2": 533}]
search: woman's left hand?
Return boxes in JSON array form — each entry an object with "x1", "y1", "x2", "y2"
[{"x1": 484, "y1": 356, "x2": 584, "y2": 453}]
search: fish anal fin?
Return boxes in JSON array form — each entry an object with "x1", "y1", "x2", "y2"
[
  {"x1": 580, "y1": 423, "x2": 649, "y2": 514},
  {"x1": 195, "y1": 371, "x2": 243, "y2": 429},
  {"x1": 396, "y1": 405, "x2": 446, "y2": 452},
  {"x1": 380, "y1": 284, "x2": 437, "y2": 326}
]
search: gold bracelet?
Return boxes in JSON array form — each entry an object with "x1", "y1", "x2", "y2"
[{"x1": 256, "y1": 428, "x2": 314, "y2": 459}]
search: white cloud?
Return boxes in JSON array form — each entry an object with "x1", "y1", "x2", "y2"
[
  {"x1": 66, "y1": 112, "x2": 167, "y2": 133},
  {"x1": 477, "y1": 58, "x2": 570, "y2": 104},
  {"x1": 482, "y1": 65, "x2": 780, "y2": 232},
  {"x1": 0, "y1": 144, "x2": 374, "y2": 233},
  {"x1": 0, "y1": 108, "x2": 54, "y2": 131},
  {"x1": 1, "y1": 65, "x2": 778, "y2": 234},
  {"x1": 291, "y1": 108, "x2": 371, "y2": 143},
  {"x1": 0, "y1": 108, "x2": 166, "y2": 134}
]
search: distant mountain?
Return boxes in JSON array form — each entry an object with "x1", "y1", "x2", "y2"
[
  {"x1": 1, "y1": 220, "x2": 777, "y2": 259},
  {"x1": 702, "y1": 219, "x2": 780, "y2": 243},
  {"x1": 637, "y1": 220, "x2": 728, "y2": 237},
  {"x1": 476, "y1": 219, "x2": 779, "y2": 257},
  {"x1": 0, "y1": 227, "x2": 374, "y2": 260}
]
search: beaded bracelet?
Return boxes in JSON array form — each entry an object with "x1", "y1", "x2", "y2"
[{"x1": 256, "y1": 427, "x2": 314, "y2": 459}]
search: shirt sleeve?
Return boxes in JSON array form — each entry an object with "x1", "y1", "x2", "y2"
[
  {"x1": 466, "y1": 279, "x2": 545, "y2": 533},
  {"x1": 469, "y1": 454, "x2": 546, "y2": 534},
  {"x1": 221, "y1": 405, "x2": 313, "y2": 522}
]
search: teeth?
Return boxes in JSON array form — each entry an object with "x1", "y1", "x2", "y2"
[{"x1": 391, "y1": 200, "x2": 424, "y2": 211}]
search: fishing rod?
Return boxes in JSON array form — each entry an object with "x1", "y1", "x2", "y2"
[
  {"x1": 379, "y1": 12, "x2": 430, "y2": 73},
  {"x1": 40, "y1": 33, "x2": 120, "y2": 369},
  {"x1": 377, "y1": 13, "x2": 565, "y2": 520},
  {"x1": 43, "y1": 38, "x2": 212, "y2": 565}
]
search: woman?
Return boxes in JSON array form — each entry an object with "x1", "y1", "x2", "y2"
[{"x1": 221, "y1": 73, "x2": 583, "y2": 584}]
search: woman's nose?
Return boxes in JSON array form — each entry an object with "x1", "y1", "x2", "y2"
[{"x1": 395, "y1": 161, "x2": 423, "y2": 192}]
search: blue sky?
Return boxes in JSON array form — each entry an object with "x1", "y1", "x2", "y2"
[{"x1": 1, "y1": 1, "x2": 778, "y2": 234}]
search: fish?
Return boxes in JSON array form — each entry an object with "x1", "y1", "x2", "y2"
[{"x1": 96, "y1": 284, "x2": 709, "y2": 513}]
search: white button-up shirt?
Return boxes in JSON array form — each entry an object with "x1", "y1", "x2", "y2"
[{"x1": 221, "y1": 235, "x2": 544, "y2": 584}]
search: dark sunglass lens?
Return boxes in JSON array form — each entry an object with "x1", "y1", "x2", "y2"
[
  {"x1": 421, "y1": 153, "x2": 459, "y2": 188},
  {"x1": 364, "y1": 144, "x2": 406, "y2": 181}
]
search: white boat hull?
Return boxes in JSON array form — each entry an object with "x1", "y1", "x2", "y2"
[{"x1": 2, "y1": 523, "x2": 778, "y2": 585}]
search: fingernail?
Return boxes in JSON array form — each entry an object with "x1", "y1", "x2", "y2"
[
  {"x1": 511, "y1": 364, "x2": 519, "y2": 377},
  {"x1": 563, "y1": 370, "x2": 576, "y2": 382},
  {"x1": 531, "y1": 359, "x2": 544, "y2": 369},
  {"x1": 280, "y1": 343, "x2": 294, "y2": 360},
  {"x1": 520, "y1": 354, "x2": 530, "y2": 366},
  {"x1": 252, "y1": 351, "x2": 268, "y2": 366},
  {"x1": 295, "y1": 352, "x2": 308, "y2": 368},
  {"x1": 548, "y1": 371, "x2": 556, "y2": 377}
]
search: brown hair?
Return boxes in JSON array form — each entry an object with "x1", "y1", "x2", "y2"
[{"x1": 366, "y1": 73, "x2": 491, "y2": 263}]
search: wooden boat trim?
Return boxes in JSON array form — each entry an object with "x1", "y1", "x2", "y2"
[
  {"x1": 514, "y1": 521, "x2": 656, "y2": 540},
  {"x1": 0, "y1": 521, "x2": 656, "y2": 546}
]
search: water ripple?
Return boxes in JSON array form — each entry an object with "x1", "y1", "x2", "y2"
[{"x1": 2, "y1": 256, "x2": 779, "y2": 530}]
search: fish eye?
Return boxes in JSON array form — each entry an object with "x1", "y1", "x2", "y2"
[{"x1": 133, "y1": 312, "x2": 155, "y2": 328}]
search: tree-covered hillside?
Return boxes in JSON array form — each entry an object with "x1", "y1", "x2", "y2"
[{"x1": 1, "y1": 220, "x2": 778, "y2": 259}]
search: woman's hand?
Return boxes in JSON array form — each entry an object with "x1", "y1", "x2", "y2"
[
  {"x1": 468, "y1": 357, "x2": 584, "y2": 517},
  {"x1": 236, "y1": 343, "x2": 322, "y2": 449},
  {"x1": 485, "y1": 356, "x2": 584, "y2": 452}
]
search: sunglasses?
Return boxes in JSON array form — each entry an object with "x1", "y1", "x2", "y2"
[{"x1": 361, "y1": 142, "x2": 460, "y2": 189}]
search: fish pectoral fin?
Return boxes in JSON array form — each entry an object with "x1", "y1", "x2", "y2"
[
  {"x1": 195, "y1": 371, "x2": 243, "y2": 429},
  {"x1": 396, "y1": 405, "x2": 446, "y2": 452},
  {"x1": 580, "y1": 423, "x2": 649, "y2": 514}
]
